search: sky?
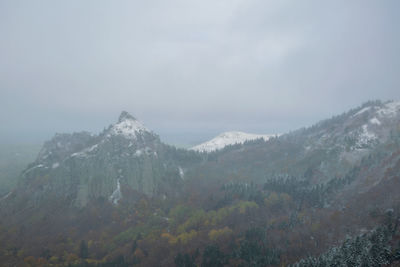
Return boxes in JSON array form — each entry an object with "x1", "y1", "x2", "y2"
[{"x1": 1, "y1": 0, "x2": 400, "y2": 145}]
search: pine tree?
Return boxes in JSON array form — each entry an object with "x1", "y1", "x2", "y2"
[{"x1": 79, "y1": 240, "x2": 89, "y2": 259}]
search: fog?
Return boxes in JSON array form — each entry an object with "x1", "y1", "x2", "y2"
[{"x1": 1, "y1": 0, "x2": 399, "y2": 145}]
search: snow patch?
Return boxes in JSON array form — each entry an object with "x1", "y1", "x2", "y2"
[
  {"x1": 87, "y1": 144, "x2": 98, "y2": 152},
  {"x1": 377, "y1": 101, "x2": 400, "y2": 117},
  {"x1": 41, "y1": 152, "x2": 51, "y2": 160},
  {"x1": 178, "y1": 166, "x2": 184, "y2": 179},
  {"x1": 353, "y1": 106, "x2": 372, "y2": 117},
  {"x1": 109, "y1": 179, "x2": 122, "y2": 205},
  {"x1": 71, "y1": 144, "x2": 98, "y2": 158},
  {"x1": 191, "y1": 131, "x2": 277, "y2": 152},
  {"x1": 24, "y1": 164, "x2": 45, "y2": 174},
  {"x1": 356, "y1": 125, "x2": 377, "y2": 148},
  {"x1": 109, "y1": 117, "x2": 149, "y2": 139},
  {"x1": 134, "y1": 149, "x2": 143, "y2": 157},
  {"x1": 133, "y1": 147, "x2": 154, "y2": 157},
  {"x1": 369, "y1": 117, "x2": 381, "y2": 125},
  {"x1": 52, "y1": 162, "x2": 60, "y2": 169}
]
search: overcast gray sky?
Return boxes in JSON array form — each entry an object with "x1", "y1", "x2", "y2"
[{"x1": 1, "y1": 0, "x2": 399, "y2": 145}]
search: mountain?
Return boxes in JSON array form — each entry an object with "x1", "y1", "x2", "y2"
[
  {"x1": 7, "y1": 101, "x2": 400, "y2": 208},
  {"x1": 191, "y1": 131, "x2": 277, "y2": 152},
  {"x1": 14, "y1": 111, "x2": 202, "y2": 207},
  {"x1": 1, "y1": 101, "x2": 400, "y2": 266},
  {"x1": 190, "y1": 100, "x2": 400, "y2": 186}
]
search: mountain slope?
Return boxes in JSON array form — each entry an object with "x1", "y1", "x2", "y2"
[
  {"x1": 187, "y1": 100, "x2": 400, "y2": 187},
  {"x1": 191, "y1": 131, "x2": 277, "y2": 152}
]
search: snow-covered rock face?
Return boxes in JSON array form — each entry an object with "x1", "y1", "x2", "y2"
[
  {"x1": 24, "y1": 111, "x2": 159, "y2": 174},
  {"x1": 191, "y1": 131, "x2": 277, "y2": 153},
  {"x1": 352, "y1": 106, "x2": 372, "y2": 117},
  {"x1": 369, "y1": 117, "x2": 381, "y2": 125},
  {"x1": 108, "y1": 111, "x2": 149, "y2": 139},
  {"x1": 317, "y1": 100, "x2": 400, "y2": 155},
  {"x1": 355, "y1": 125, "x2": 378, "y2": 148},
  {"x1": 178, "y1": 166, "x2": 184, "y2": 179},
  {"x1": 376, "y1": 101, "x2": 400, "y2": 117},
  {"x1": 70, "y1": 144, "x2": 99, "y2": 158},
  {"x1": 109, "y1": 179, "x2": 122, "y2": 205},
  {"x1": 352, "y1": 101, "x2": 400, "y2": 147},
  {"x1": 352, "y1": 101, "x2": 400, "y2": 119}
]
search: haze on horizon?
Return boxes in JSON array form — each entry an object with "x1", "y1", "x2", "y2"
[{"x1": 1, "y1": 0, "x2": 399, "y2": 145}]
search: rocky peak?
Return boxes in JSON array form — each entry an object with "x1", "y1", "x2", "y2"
[
  {"x1": 118, "y1": 111, "x2": 137, "y2": 123},
  {"x1": 109, "y1": 112, "x2": 150, "y2": 140},
  {"x1": 36, "y1": 132, "x2": 97, "y2": 163}
]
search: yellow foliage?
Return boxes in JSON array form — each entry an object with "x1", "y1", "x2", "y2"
[
  {"x1": 49, "y1": 256, "x2": 59, "y2": 263},
  {"x1": 161, "y1": 232, "x2": 178, "y2": 245},
  {"x1": 17, "y1": 249, "x2": 24, "y2": 258},
  {"x1": 267, "y1": 217, "x2": 278, "y2": 226},
  {"x1": 175, "y1": 201, "x2": 257, "y2": 234},
  {"x1": 177, "y1": 230, "x2": 198, "y2": 244},
  {"x1": 311, "y1": 222, "x2": 321, "y2": 232},
  {"x1": 161, "y1": 232, "x2": 172, "y2": 239},
  {"x1": 209, "y1": 207, "x2": 231, "y2": 225},
  {"x1": 264, "y1": 192, "x2": 280, "y2": 208},
  {"x1": 297, "y1": 211, "x2": 306, "y2": 221},
  {"x1": 208, "y1": 227, "x2": 233, "y2": 241},
  {"x1": 177, "y1": 209, "x2": 206, "y2": 234},
  {"x1": 169, "y1": 238, "x2": 178, "y2": 245},
  {"x1": 24, "y1": 256, "x2": 37, "y2": 266},
  {"x1": 66, "y1": 253, "x2": 79, "y2": 263},
  {"x1": 87, "y1": 258, "x2": 101, "y2": 264},
  {"x1": 237, "y1": 201, "x2": 259, "y2": 214}
]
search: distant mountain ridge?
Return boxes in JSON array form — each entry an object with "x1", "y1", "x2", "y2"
[{"x1": 6, "y1": 100, "x2": 400, "y2": 208}]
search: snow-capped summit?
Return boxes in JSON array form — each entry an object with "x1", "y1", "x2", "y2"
[
  {"x1": 109, "y1": 111, "x2": 150, "y2": 139},
  {"x1": 303, "y1": 100, "x2": 400, "y2": 158},
  {"x1": 345, "y1": 100, "x2": 400, "y2": 150},
  {"x1": 191, "y1": 131, "x2": 277, "y2": 153}
]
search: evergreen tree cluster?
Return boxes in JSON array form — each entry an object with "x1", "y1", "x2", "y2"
[
  {"x1": 221, "y1": 182, "x2": 264, "y2": 204},
  {"x1": 292, "y1": 224, "x2": 398, "y2": 266},
  {"x1": 263, "y1": 174, "x2": 355, "y2": 209}
]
